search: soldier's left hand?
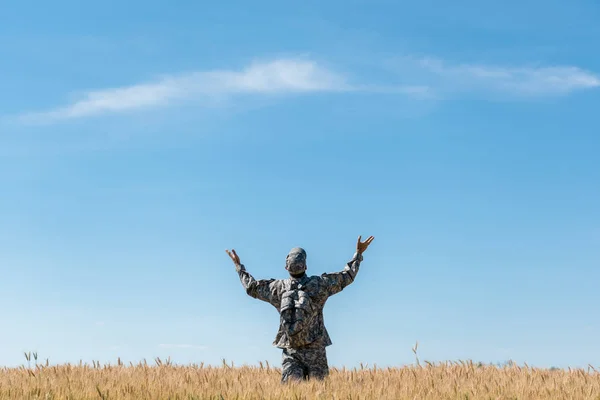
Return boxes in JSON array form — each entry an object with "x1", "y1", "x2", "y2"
[
  {"x1": 356, "y1": 235, "x2": 375, "y2": 254},
  {"x1": 225, "y1": 249, "x2": 241, "y2": 266}
]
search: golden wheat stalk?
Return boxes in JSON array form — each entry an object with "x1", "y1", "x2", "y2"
[{"x1": 1, "y1": 356, "x2": 599, "y2": 399}]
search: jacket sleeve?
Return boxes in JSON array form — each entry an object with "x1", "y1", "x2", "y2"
[
  {"x1": 320, "y1": 252, "x2": 363, "y2": 297},
  {"x1": 236, "y1": 264, "x2": 282, "y2": 308}
]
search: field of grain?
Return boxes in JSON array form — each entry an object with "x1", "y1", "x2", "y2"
[{"x1": 2, "y1": 355, "x2": 600, "y2": 400}]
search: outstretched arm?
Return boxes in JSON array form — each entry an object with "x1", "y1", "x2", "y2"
[
  {"x1": 320, "y1": 235, "x2": 374, "y2": 297},
  {"x1": 226, "y1": 249, "x2": 281, "y2": 308}
]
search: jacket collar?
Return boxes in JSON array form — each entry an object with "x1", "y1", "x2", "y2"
[{"x1": 289, "y1": 273, "x2": 309, "y2": 285}]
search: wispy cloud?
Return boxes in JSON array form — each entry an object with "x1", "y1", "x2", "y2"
[
  {"x1": 16, "y1": 57, "x2": 425, "y2": 124},
  {"x1": 15, "y1": 55, "x2": 599, "y2": 124},
  {"x1": 158, "y1": 344, "x2": 208, "y2": 350},
  {"x1": 18, "y1": 58, "x2": 349, "y2": 123},
  {"x1": 395, "y1": 56, "x2": 600, "y2": 97}
]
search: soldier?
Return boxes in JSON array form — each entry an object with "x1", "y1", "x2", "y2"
[{"x1": 225, "y1": 235, "x2": 375, "y2": 383}]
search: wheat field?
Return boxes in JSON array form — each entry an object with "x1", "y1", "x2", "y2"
[{"x1": 2, "y1": 355, "x2": 600, "y2": 400}]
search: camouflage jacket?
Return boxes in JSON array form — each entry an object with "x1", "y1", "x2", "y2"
[{"x1": 236, "y1": 252, "x2": 363, "y2": 349}]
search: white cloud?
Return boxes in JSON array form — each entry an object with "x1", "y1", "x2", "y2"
[
  {"x1": 17, "y1": 57, "x2": 430, "y2": 124},
  {"x1": 18, "y1": 58, "x2": 353, "y2": 123},
  {"x1": 204, "y1": 58, "x2": 349, "y2": 93},
  {"x1": 15, "y1": 55, "x2": 599, "y2": 124},
  {"x1": 404, "y1": 56, "x2": 600, "y2": 97},
  {"x1": 158, "y1": 344, "x2": 208, "y2": 350}
]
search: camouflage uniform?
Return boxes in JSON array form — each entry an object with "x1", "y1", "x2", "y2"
[{"x1": 235, "y1": 248, "x2": 363, "y2": 383}]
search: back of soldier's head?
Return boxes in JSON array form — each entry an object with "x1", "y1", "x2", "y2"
[{"x1": 285, "y1": 247, "x2": 307, "y2": 276}]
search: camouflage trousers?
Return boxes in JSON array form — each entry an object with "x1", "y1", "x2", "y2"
[{"x1": 280, "y1": 344, "x2": 329, "y2": 383}]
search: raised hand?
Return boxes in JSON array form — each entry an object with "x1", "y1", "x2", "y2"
[
  {"x1": 225, "y1": 249, "x2": 241, "y2": 266},
  {"x1": 356, "y1": 235, "x2": 375, "y2": 255}
]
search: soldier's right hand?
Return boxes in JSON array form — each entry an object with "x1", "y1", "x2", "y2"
[
  {"x1": 356, "y1": 235, "x2": 375, "y2": 254},
  {"x1": 225, "y1": 249, "x2": 241, "y2": 266}
]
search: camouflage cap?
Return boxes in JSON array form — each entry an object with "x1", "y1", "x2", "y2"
[{"x1": 285, "y1": 247, "x2": 307, "y2": 274}]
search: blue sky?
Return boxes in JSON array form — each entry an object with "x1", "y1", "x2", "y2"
[{"x1": 1, "y1": 0, "x2": 599, "y2": 369}]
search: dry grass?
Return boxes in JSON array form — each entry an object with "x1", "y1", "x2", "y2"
[{"x1": 2, "y1": 355, "x2": 600, "y2": 400}]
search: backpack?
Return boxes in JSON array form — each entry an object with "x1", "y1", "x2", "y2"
[{"x1": 279, "y1": 279, "x2": 316, "y2": 347}]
